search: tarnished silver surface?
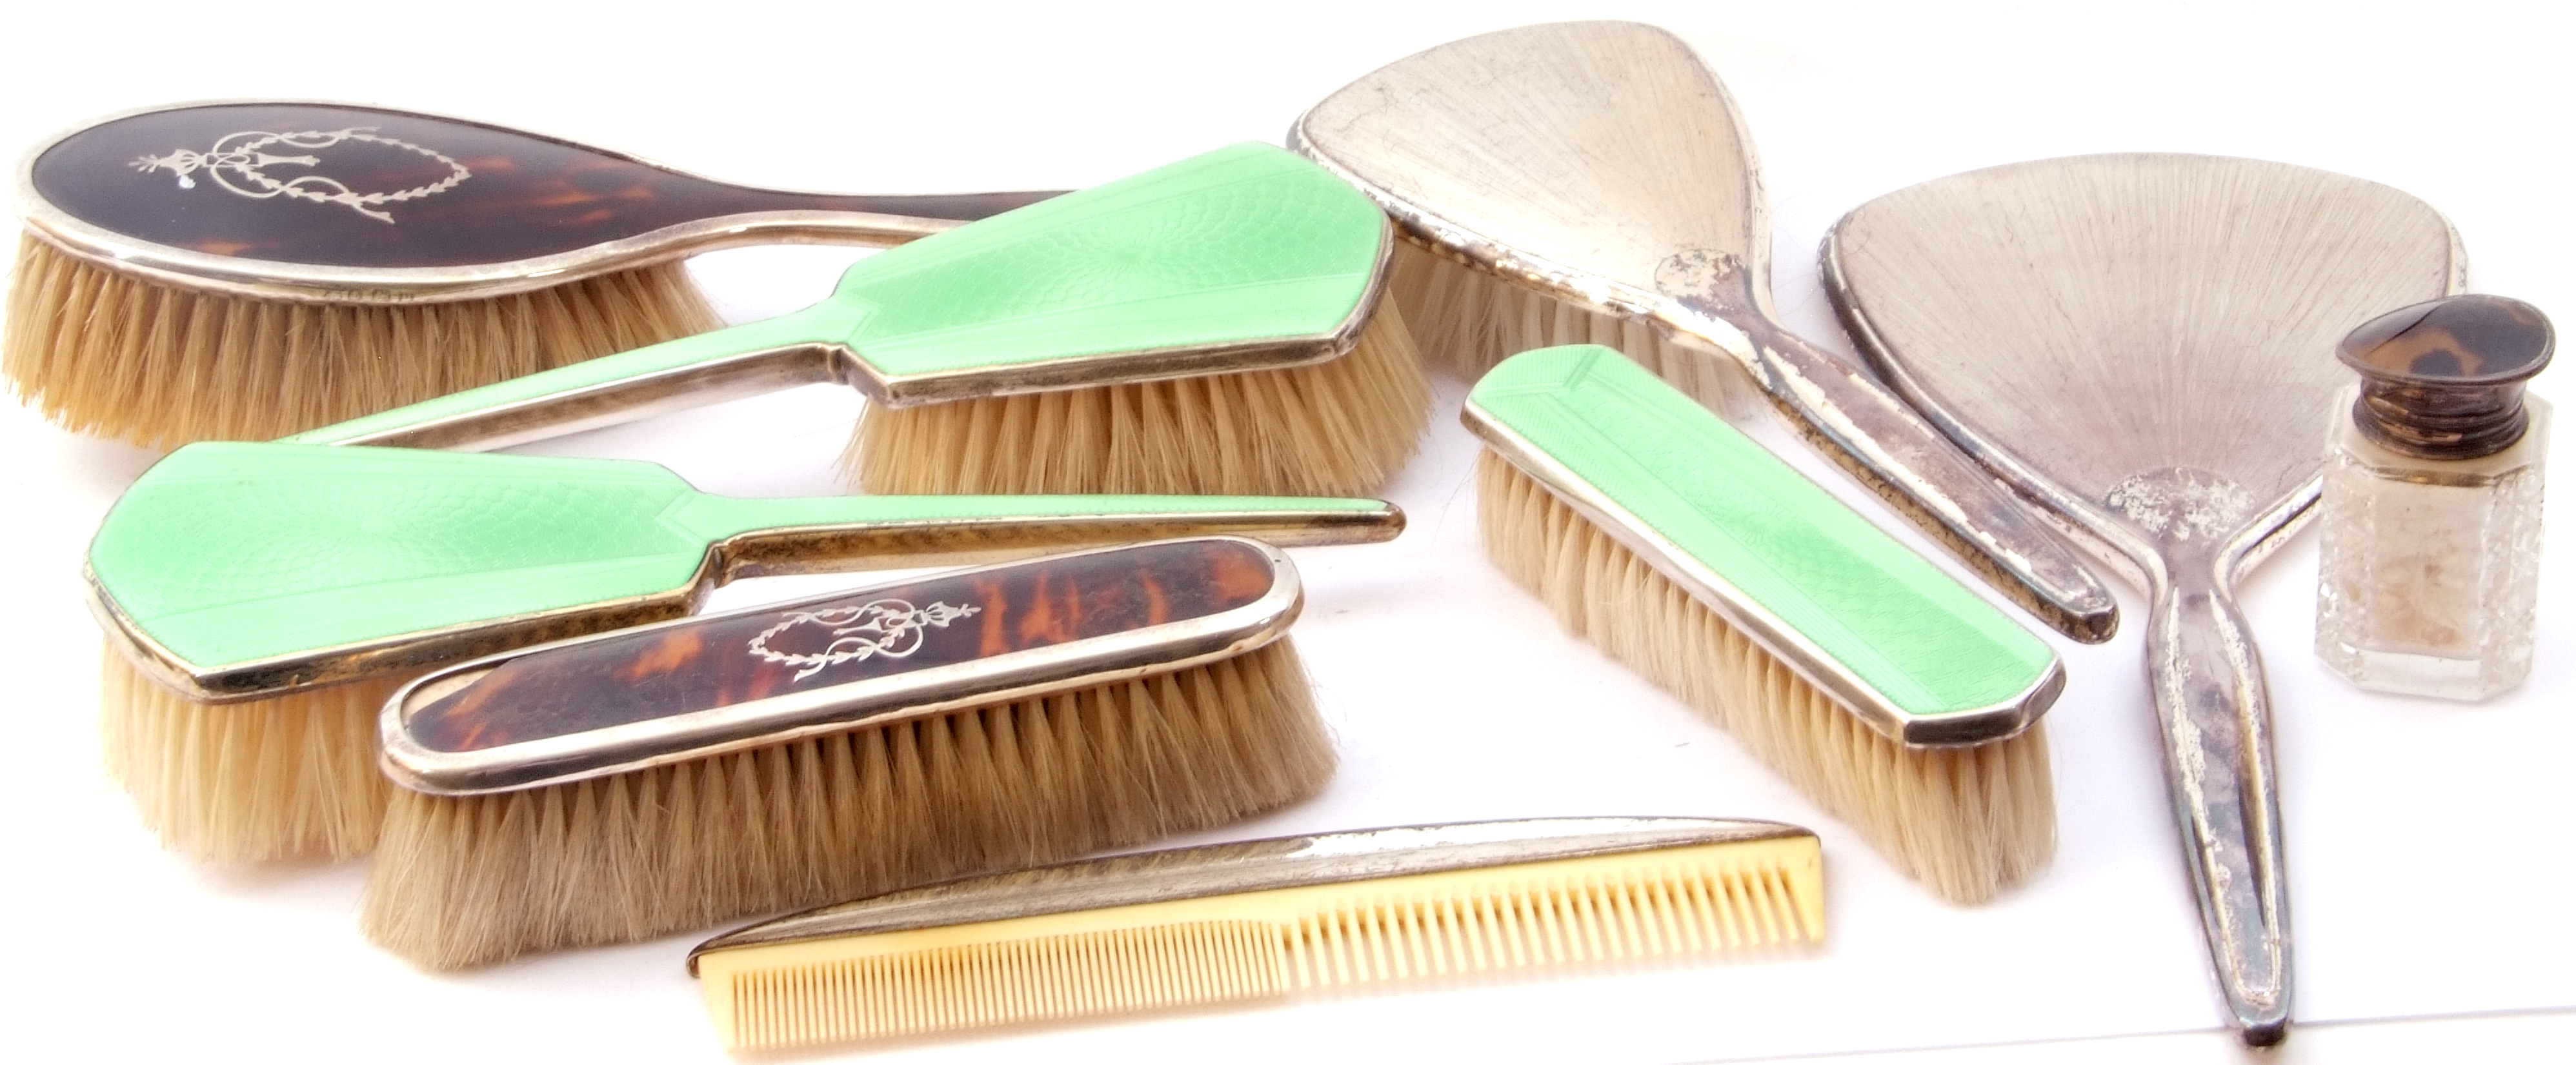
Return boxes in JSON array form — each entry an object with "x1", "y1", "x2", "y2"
[
  {"x1": 688, "y1": 815, "x2": 1813, "y2": 970},
  {"x1": 11, "y1": 99, "x2": 1059, "y2": 304},
  {"x1": 88, "y1": 503, "x2": 1401, "y2": 704},
  {"x1": 381, "y1": 538, "x2": 1303, "y2": 795},
  {"x1": 1291, "y1": 21, "x2": 2118, "y2": 644},
  {"x1": 1822, "y1": 152, "x2": 2465, "y2": 1046},
  {"x1": 1462, "y1": 399, "x2": 2063, "y2": 747}
]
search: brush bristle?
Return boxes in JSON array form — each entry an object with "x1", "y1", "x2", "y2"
[
  {"x1": 1476, "y1": 453, "x2": 2053, "y2": 902},
  {"x1": 846, "y1": 301, "x2": 1429, "y2": 496},
  {"x1": 97, "y1": 644, "x2": 394, "y2": 862},
  {"x1": 697, "y1": 835, "x2": 1820, "y2": 1050},
  {"x1": 1389, "y1": 240, "x2": 1758, "y2": 417},
  {"x1": 362, "y1": 639, "x2": 1335, "y2": 970},
  {"x1": 3, "y1": 234, "x2": 722, "y2": 448}
]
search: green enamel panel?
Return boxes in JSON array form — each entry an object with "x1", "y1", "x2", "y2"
[
  {"x1": 283, "y1": 143, "x2": 1380, "y2": 446},
  {"x1": 281, "y1": 307, "x2": 861, "y2": 446},
  {"x1": 831, "y1": 141, "x2": 1381, "y2": 376},
  {"x1": 1467, "y1": 346, "x2": 2054, "y2": 717},
  {"x1": 89, "y1": 443, "x2": 1382, "y2": 670}
]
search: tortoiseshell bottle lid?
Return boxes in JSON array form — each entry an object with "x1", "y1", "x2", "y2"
[{"x1": 2339, "y1": 294, "x2": 2554, "y2": 459}]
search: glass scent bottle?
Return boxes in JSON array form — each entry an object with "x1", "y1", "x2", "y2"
[{"x1": 2317, "y1": 294, "x2": 2553, "y2": 700}]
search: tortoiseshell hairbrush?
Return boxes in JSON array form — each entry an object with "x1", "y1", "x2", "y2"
[
  {"x1": 6, "y1": 100, "x2": 1058, "y2": 446},
  {"x1": 363, "y1": 537, "x2": 1340, "y2": 970}
]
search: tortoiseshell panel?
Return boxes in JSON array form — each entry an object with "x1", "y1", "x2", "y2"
[
  {"x1": 405, "y1": 539, "x2": 1276, "y2": 753},
  {"x1": 31, "y1": 103, "x2": 1054, "y2": 268}
]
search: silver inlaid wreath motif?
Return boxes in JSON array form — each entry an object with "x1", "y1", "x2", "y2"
[
  {"x1": 746, "y1": 599, "x2": 980, "y2": 681},
  {"x1": 130, "y1": 127, "x2": 471, "y2": 223}
]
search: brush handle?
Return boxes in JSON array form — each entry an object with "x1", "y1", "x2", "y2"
[
  {"x1": 280, "y1": 302, "x2": 863, "y2": 448},
  {"x1": 670, "y1": 490, "x2": 1406, "y2": 576},
  {"x1": 1735, "y1": 319, "x2": 2120, "y2": 643},
  {"x1": 23, "y1": 101, "x2": 1056, "y2": 299},
  {"x1": 2145, "y1": 548, "x2": 2290, "y2": 1046}
]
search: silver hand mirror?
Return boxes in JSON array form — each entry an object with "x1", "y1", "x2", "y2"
[
  {"x1": 1822, "y1": 153, "x2": 2463, "y2": 1045},
  {"x1": 1291, "y1": 19, "x2": 2118, "y2": 643}
]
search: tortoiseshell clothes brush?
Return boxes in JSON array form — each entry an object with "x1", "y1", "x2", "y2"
[
  {"x1": 689, "y1": 817, "x2": 1824, "y2": 1050},
  {"x1": 6, "y1": 100, "x2": 1058, "y2": 446},
  {"x1": 364, "y1": 537, "x2": 1336, "y2": 970},
  {"x1": 1466, "y1": 346, "x2": 2060, "y2": 902},
  {"x1": 90, "y1": 443, "x2": 1400, "y2": 863},
  {"x1": 283, "y1": 142, "x2": 1429, "y2": 498}
]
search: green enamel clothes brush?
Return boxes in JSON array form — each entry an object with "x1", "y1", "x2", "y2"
[
  {"x1": 363, "y1": 537, "x2": 1336, "y2": 969},
  {"x1": 1465, "y1": 345, "x2": 2060, "y2": 902},
  {"x1": 89, "y1": 442, "x2": 1401, "y2": 862},
  {"x1": 8, "y1": 99, "x2": 1056, "y2": 447},
  {"x1": 282, "y1": 142, "x2": 1429, "y2": 498}
]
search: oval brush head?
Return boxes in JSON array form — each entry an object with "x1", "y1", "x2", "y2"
[
  {"x1": 289, "y1": 143, "x2": 1433, "y2": 498},
  {"x1": 6, "y1": 100, "x2": 1057, "y2": 446},
  {"x1": 87, "y1": 441, "x2": 1402, "y2": 862},
  {"x1": 363, "y1": 537, "x2": 1336, "y2": 970}
]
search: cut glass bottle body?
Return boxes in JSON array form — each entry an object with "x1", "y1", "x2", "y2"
[{"x1": 2316, "y1": 390, "x2": 2550, "y2": 699}]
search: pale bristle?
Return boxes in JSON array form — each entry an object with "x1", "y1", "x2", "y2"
[
  {"x1": 3, "y1": 234, "x2": 722, "y2": 448},
  {"x1": 1476, "y1": 453, "x2": 2053, "y2": 902},
  {"x1": 97, "y1": 644, "x2": 394, "y2": 862},
  {"x1": 363, "y1": 640, "x2": 1335, "y2": 970},
  {"x1": 1389, "y1": 240, "x2": 1758, "y2": 417},
  {"x1": 705, "y1": 841, "x2": 1819, "y2": 1049},
  {"x1": 846, "y1": 302, "x2": 1430, "y2": 496}
]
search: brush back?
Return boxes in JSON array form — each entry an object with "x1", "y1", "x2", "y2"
[
  {"x1": 1296, "y1": 21, "x2": 1766, "y2": 311},
  {"x1": 1464, "y1": 346, "x2": 2058, "y2": 744}
]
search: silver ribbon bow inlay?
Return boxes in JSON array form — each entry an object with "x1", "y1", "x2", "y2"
[
  {"x1": 130, "y1": 126, "x2": 471, "y2": 223},
  {"x1": 746, "y1": 599, "x2": 981, "y2": 681}
]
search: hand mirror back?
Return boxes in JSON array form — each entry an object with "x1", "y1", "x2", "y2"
[
  {"x1": 1822, "y1": 153, "x2": 2462, "y2": 1044},
  {"x1": 1827, "y1": 154, "x2": 2462, "y2": 564}
]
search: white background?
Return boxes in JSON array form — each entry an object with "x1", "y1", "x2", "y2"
[{"x1": 1, "y1": 2, "x2": 2569, "y2": 1062}]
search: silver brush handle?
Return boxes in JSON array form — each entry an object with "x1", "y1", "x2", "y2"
[
  {"x1": 282, "y1": 308, "x2": 851, "y2": 450},
  {"x1": 2146, "y1": 549, "x2": 2291, "y2": 1046},
  {"x1": 1735, "y1": 319, "x2": 2120, "y2": 643}
]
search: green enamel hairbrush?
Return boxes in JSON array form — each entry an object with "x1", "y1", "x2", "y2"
[
  {"x1": 88, "y1": 441, "x2": 1401, "y2": 864},
  {"x1": 1465, "y1": 344, "x2": 2059, "y2": 902},
  {"x1": 285, "y1": 143, "x2": 1429, "y2": 497}
]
